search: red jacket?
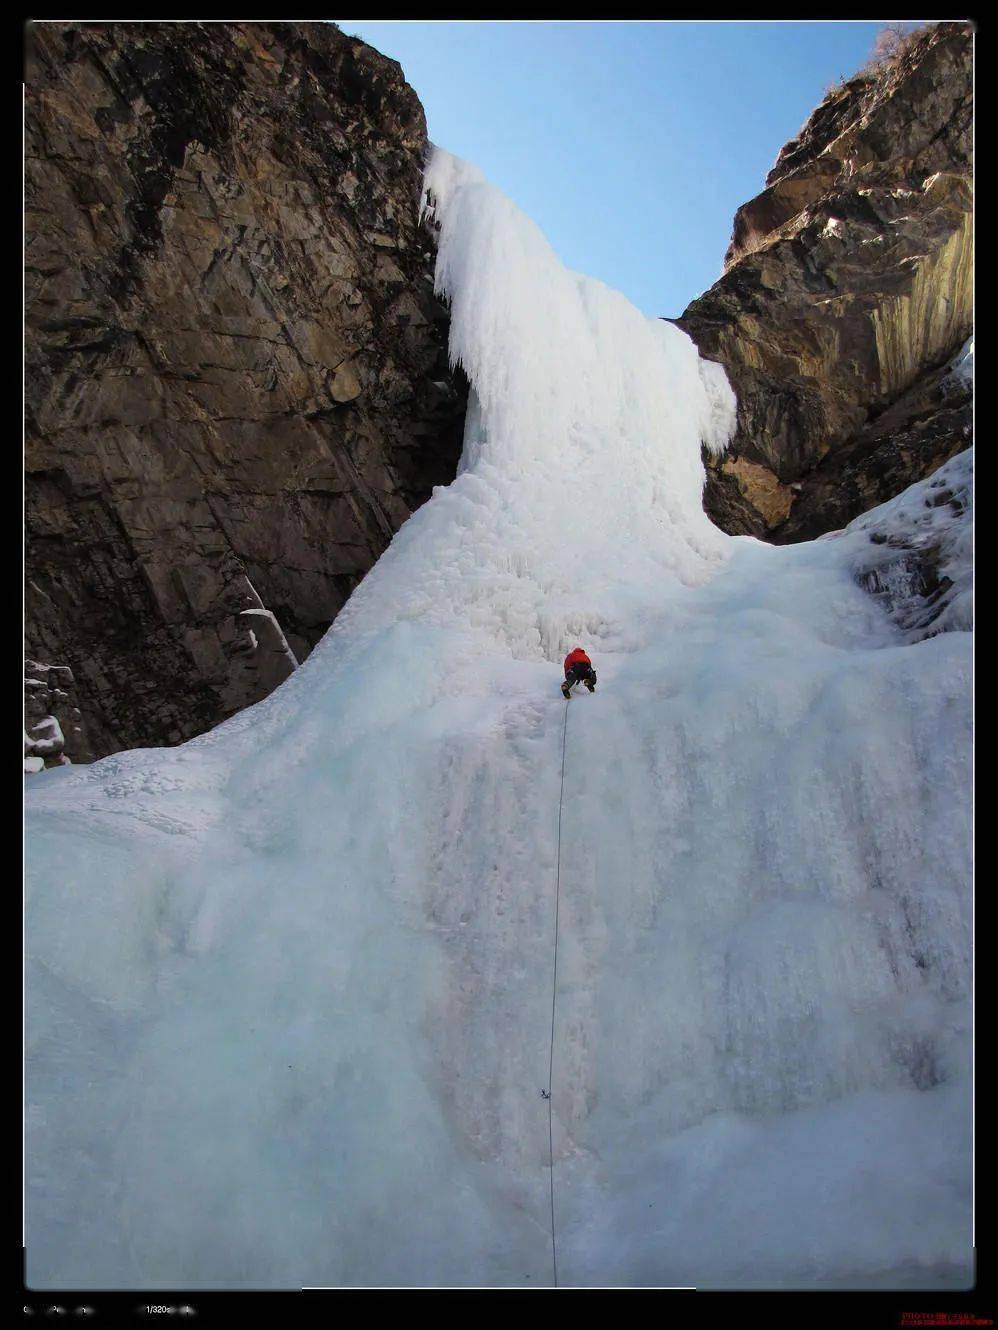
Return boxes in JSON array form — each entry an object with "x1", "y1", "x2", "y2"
[{"x1": 564, "y1": 648, "x2": 591, "y2": 673}]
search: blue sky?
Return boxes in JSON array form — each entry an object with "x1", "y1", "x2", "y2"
[{"x1": 337, "y1": 19, "x2": 889, "y2": 317}]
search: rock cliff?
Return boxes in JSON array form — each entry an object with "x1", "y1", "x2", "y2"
[
  {"x1": 25, "y1": 21, "x2": 467, "y2": 762},
  {"x1": 680, "y1": 20, "x2": 973, "y2": 540}
]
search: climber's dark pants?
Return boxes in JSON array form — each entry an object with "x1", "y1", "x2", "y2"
[{"x1": 565, "y1": 663, "x2": 596, "y2": 689}]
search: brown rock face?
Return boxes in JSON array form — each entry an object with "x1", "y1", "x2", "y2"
[
  {"x1": 775, "y1": 350, "x2": 972, "y2": 543},
  {"x1": 679, "y1": 21, "x2": 973, "y2": 539},
  {"x1": 25, "y1": 21, "x2": 467, "y2": 762}
]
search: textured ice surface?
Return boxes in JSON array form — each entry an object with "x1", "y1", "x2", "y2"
[
  {"x1": 26, "y1": 150, "x2": 971, "y2": 1290},
  {"x1": 845, "y1": 448, "x2": 973, "y2": 641}
]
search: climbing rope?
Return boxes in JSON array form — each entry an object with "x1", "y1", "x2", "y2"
[{"x1": 547, "y1": 700, "x2": 570, "y2": 1288}]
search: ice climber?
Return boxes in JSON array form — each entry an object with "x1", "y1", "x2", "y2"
[{"x1": 562, "y1": 647, "x2": 597, "y2": 699}]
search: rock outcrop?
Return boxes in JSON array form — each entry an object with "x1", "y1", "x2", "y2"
[
  {"x1": 24, "y1": 659, "x2": 94, "y2": 771},
  {"x1": 25, "y1": 21, "x2": 467, "y2": 762},
  {"x1": 680, "y1": 20, "x2": 973, "y2": 539},
  {"x1": 777, "y1": 338, "x2": 972, "y2": 543}
]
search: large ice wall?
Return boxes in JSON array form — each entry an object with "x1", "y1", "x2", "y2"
[
  {"x1": 25, "y1": 150, "x2": 971, "y2": 1291},
  {"x1": 327, "y1": 150, "x2": 736, "y2": 676}
]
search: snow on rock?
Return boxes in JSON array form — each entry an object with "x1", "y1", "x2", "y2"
[
  {"x1": 945, "y1": 336, "x2": 974, "y2": 393},
  {"x1": 25, "y1": 150, "x2": 971, "y2": 1291},
  {"x1": 24, "y1": 658, "x2": 91, "y2": 772},
  {"x1": 26, "y1": 714, "x2": 66, "y2": 758},
  {"x1": 24, "y1": 661, "x2": 79, "y2": 773},
  {"x1": 845, "y1": 448, "x2": 973, "y2": 640}
]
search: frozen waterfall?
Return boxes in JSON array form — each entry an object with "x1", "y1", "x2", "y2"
[{"x1": 25, "y1": 149, "x2": 972, "y2": 1290}]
